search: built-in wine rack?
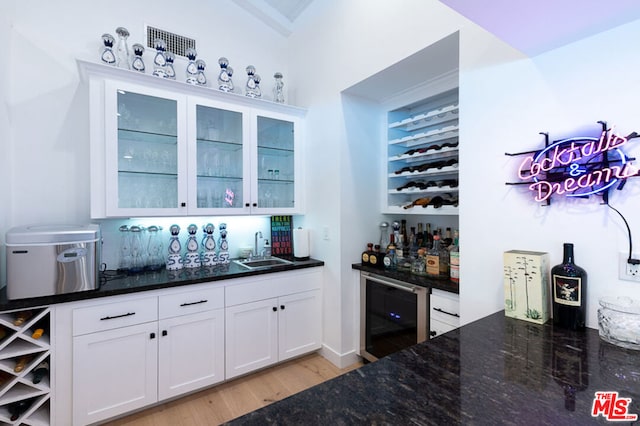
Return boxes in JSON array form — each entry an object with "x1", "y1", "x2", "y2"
[
  {"x1": 0, "y1": 307, "x2": 50, "y2": 425},
  {"x1": 386, "y1": 88, "x2": 459, "y2": 214}
]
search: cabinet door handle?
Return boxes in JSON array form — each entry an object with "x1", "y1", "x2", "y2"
[
  {"x1": 430, "y1": 330, "x2": 437, "y2": 337},
  {"x1": 245, "y1": 203, "x2": 250, "y2": 207},
  {"x1": 180, "y1": 299, "x2": 208, "y2": 307},
  {"x1": 181, "y1": 202, "x2": 186, "y2": 207},
  {"x1": 272, "y1": 307, "x2": 278, "y2": 312},
  {"x1": 252, "y1": 203, "x2": 257, "y2": 207},
  {"x1": 100, "y1": 312, "x2": 135, "y2": 321},
  {"x1": 150, "y1": 332, "x2": 156, "y2": 339},
  {"x1": 280, "y1": 305, "x2": 285, "y2": 310},
  {"x1": 433, "y1": 307, "x2": 460, "y2": 318},
  {"x1": 162, "y1": 330, "x2": 168, "y2": 337}
]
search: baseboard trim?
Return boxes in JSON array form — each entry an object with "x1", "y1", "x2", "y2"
[{"x1": 319, "y1": 344, "x2": 361, "y2": 369}]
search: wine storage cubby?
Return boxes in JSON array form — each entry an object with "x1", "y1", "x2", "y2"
[{"x1": 0, "y1": 307, "x2": 50, "y2": 425}]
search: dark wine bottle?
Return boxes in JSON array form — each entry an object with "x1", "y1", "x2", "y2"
[
  {"x1": 8, "y1": 398, "x2": 34, "y2": 421},
  {"x1": 551, "y1": 243, "x2": 587, "y2": 330},
  {"x1": 32, "y1": 360, "x2": 49, "y2": 384}
]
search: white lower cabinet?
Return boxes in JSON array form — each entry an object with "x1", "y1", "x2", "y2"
[
  {"x1": 225, "y1": 270, "x2": 322, "y2": 380},
  {"x1": 53, "y1": 268, "x2": 322, "y2": 425},
  {"x1": 158, "y1": 309, "x2": 224, "y2": 401},
  {"x1": 73, "y1": 321, "x2": 158, "y2": 426}
]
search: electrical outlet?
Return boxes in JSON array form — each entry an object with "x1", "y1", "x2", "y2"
[{"x1": 618, "y1": 252, "x2": 640, "y2": 282}]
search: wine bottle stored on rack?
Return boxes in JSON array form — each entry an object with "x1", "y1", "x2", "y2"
[{"x1": 551, "y1": 243, "x2": 587, "y2": 330}]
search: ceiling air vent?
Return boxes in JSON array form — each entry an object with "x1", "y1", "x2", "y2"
[{"x1": 146, "y1": 26, "x2": 196, "y2": 58}]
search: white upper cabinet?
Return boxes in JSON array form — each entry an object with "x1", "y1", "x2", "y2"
[{"x1": 81, "y1": 60, "x2": 305, "y2": 218}]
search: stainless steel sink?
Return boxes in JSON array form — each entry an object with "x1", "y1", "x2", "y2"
[{"x1": 233, "y1": 257, "x2": 293, "y2": 270}]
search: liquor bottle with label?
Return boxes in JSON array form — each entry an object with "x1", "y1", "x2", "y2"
[
  {"x1": 361, "y1": 243, "x2": 373, "y2": 266},
  {"x1": 443, "y1": 227, "x2": 453, "y2": 247},
  {"x1": 416, "y1": 223, "x2": 424, "y2": 248},
  {"x1": 370, "y1": 245, "x2": 381, "y2": 268},
  {"x1": 426, "y1": 236, "x2": 440, "y2": 276},
  {"x1": 551, "y1": 243, "x2": 587, "y2": 330},
  {"x1": 438, "y1": 233, "x2": 449, "y2": 276},
  {"x1": 450, "y1": 230, "x2": 459, "y2": 283},
  {"x1": 383, "y1": 239, "x2": 397, "y2": 270}
]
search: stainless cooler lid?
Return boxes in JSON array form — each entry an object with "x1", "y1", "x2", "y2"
[{"x1": 6, "y1": 224, "x2": 101, "y2": 245}]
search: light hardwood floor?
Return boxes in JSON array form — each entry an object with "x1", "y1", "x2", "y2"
[{"x1": 107, "y1": 354, "x2": 362, "y2": 426}]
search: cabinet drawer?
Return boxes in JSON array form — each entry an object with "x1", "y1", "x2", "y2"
[
  {"x1": 73, "y1": 297, "x2": 157, "y2": 336},
  {"x1": 430, "y1": 290, "x2": 460, "y2": 327},
  {"x1": 159, "y1": 286, "x2": 224, "y2": 319},
  {"x1": 430, "y1": 318, "x2": 457, "y2": 339},
  {"x1": 226, "y1": 269, "x2": 322, "y2": 307}
]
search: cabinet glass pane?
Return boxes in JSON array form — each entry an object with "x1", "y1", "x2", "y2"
[
  {"x1": 257, "y1": 116, "x2": 294, "y2": 208},
  {"x1": 117, "y1": 91, "x2": 178, "y2": 209},
  {"x1": 196, "y1": 105, "x2": 243, "y2": 208}
]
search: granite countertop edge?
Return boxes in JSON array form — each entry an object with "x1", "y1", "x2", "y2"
[{"x1": 352, "y1": 263, "x2": 459, "y2": 294}]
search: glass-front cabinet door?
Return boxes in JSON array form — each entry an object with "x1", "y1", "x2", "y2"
[
  {"x1": 104, "y1": 80, "x2": 187, "y2": 217},
  {"x1": 252, "y1": 112, "x2": 300, "y2": 213},
  {"x1": 187, "y1": 99, "x2": 251, "y2": 214}
]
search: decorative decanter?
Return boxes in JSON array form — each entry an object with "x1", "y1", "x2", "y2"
[
  {"x1": 152, "y1": 38, "x2": 167, "y2": 77},
  {"x1": 185, "y1": 48, "x2": 198, "y2": 84},
  {"x1": 217, "y1": 57, "x2": 234, "y2": 92},
  {"x1": 117, "y1": 225, "x2": 132, "y2": 272},
  {"x1": 217, "y1": 223, "x2": 230, "y2": 264},
  {"x1": 146, "y1": 225, "x2": 164, "y2": 271},
  {"x1": 100, "y1": 33, "x2": 116, "y2": 66},
  {"x1": 129, "y1": 225, "x2": 144, "y2": 273},
  {"x1": 245, "y1": 65, "x2": 259, "y2": 98},
  {"x1": 273, "y1": 72, "x2": 285, "y2": 103},
  {"x1": 164, "y1": 51, "x2": 176, "y2": 80},
  {"x1": 201, "y1": 223, "x2": 218, "y2": 267},
  {"x1": 166, "y1": 224, "x2": 183, "y2": 270},
  {"x1": 131, "y1": 43, "x2": 145, "y2": 73},
  {"x1": 253, "y1": 74, "x2": 262, "y2": 98},
  {"x1": 196, "y1": 59, "x2": 207, "y2": 86},
  {"x1": 183, "y1": 224, "x2": 201, "y2": 268},
  {"x1": 115, "y1": 27, "x2": 131, "y2": 70}
]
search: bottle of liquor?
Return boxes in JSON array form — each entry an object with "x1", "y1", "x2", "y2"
[
  {"x1": 361, "y1": 243, "x2": 373, "y2": 266},
  {"x1": 416, "y1": 223, "x2": 424, "y2": 248},
  {"x1": 443, "y1": 227, "x2": 453, "y2": 247},
  {"x1": 438, "y1": 234, "x2": 449, "y2": 276},
  {"x1": 425, "y1": 223, "x2": 434, "y2": 248},
  {"x1": 409, "y1": 227, "x2": 418, "y2": 259},
  {"x1": 383, "y1": 240, "x2": 397, "y2": 270},
  {"x1": 551, "y1": 243, "x2": 587, "y2": 330},
  {"x1": 426, "y1": 236, "x2": 440, "y2": 276},
  {"x1": 450, "y1": 230, "x2": 460, "y2": 283},
  {"x1": 400, "y1": 220, "x2": 409, "y2": 256},
  {"x1": 370, "y1": 245, "x2": 381, "y2": 268}
]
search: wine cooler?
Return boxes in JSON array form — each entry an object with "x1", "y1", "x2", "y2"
[{"x1": 360, "y1": 272, "x2": 428, "y2": 362}]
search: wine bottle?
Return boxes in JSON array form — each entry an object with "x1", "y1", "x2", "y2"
[
  {"x1": 32, "y1": 360, "x2": 49, "y2": 384},
  {"x1": 551, "y1": 243, "x2": 587, "y2": 330},
  {"x1": 13, "y1": 310, "x2": 33, "y2": 326},
  {"x1": 8, "y1": 398, "x2": 34, "y2": 421}
]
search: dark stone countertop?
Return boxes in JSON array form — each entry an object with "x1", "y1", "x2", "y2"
[
  {"x1": 0, "y1": 257, "x2": 324, "y2": 311},
  {"x1": 352, "y1": 262, "x2": 459, "y2": 294},
  {"x1": 227, "y1": 311, "x2": 640, "y2": 425}
]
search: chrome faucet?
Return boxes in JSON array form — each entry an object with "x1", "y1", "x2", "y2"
[{"x1": 254, "y1": 231, "x2": 263, "y2": 258}]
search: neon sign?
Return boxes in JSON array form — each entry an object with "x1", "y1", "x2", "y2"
[{"x1": 507, "y1": 123, "x2": 639, "y2": 203}]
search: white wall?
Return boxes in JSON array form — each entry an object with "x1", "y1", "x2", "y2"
[{"x1": 461, "y1": 18, "x2": 640, "y2": 328}]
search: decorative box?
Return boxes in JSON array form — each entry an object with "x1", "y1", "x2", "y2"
[{"x1": 503, "y1": 250, "x2": 550, "y2": 324}]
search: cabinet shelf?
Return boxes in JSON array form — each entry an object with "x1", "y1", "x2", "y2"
[
  {"x1": 389, "y1": 105, "x2": 459, "y2": 132},
  {"x1": 197, "y1": 138, "x2": 243, "y2": 150},
  {"x1": 388, "y1": 164, "x2": 458, "y2": 179},
  {"x1": 118, "y1": 128, "x2": 177, "y2": 145},
  {"x1": 389, "y1": 146, "x2": 458, "y2": 163},
  {"x1": 389, "y1": 125, "x2": 458, "y2": 147},
  {"x1": 390, "y1": 187, "x2": 458, "y2": 195}
]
